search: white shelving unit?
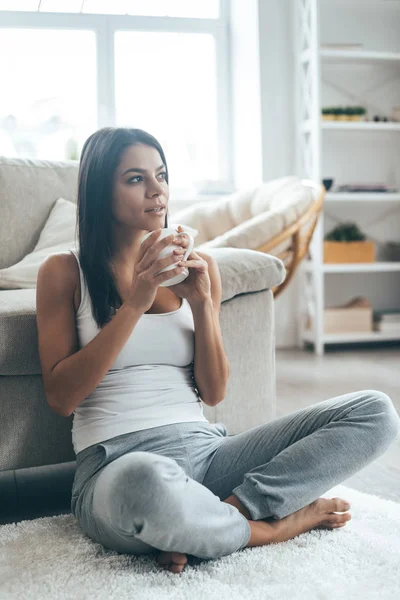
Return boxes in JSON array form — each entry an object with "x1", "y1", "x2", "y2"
[
  {"x1": 325, "y1": 192, "x2": 400, "y2": 202},
  {"x1": 294, "y1": 0, "x2": 400, "y2": 355},
  {"x1": 322, "y1": 121, "x2": 400, "y2": 131},
  {"x1": 302, "y1": 120, "x2": 400, "y2": 132},
  {"x1": 305, "y1": 262, "x2": 400, "y2": 273}
]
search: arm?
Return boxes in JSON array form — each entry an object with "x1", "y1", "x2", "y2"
[
  {"x1": 190, "y1": 255, "x2": 230, "y2": 407},
  {"x1": 36, "y1": 255, "x2": 144, "y2": 417}
]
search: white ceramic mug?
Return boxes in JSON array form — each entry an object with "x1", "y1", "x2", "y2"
[{"x1": 140, "y1": 224, "x2": 197, "y2": 287}]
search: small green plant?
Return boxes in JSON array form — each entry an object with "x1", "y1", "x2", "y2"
[
  {"x1": 321, "y1": 106, "x2": 366, "y2": 116},
  {"x1": 354, "y1": 106, "x2": 366, "y2": 116},
  {"x1": 325, "y1": 222, "x2": 366, "y2": 242}
]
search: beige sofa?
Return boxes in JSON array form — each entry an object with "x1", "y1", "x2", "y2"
[{"x1": 0, "y1": 156, "x2": 285, "y2": 524}]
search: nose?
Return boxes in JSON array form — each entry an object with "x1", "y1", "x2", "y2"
[{"x1": 146, "y1": 176, "x2": 164, "y2": 198}]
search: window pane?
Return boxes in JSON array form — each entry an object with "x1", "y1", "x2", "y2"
[
  {"x1": 0, "y1": 0, "x2": 38, "y2": 10},
  {"x1": 115, "y1": 31, "x2": 219, "y2": 189},
  {"x1": 39, "y1": 0, "x2": 84, "y2": 12},
  {"x1": 83, "y1": 0, "x2": 219, "y2": 18},
  {"x1": 0, "y1": 29, "x2": 97, "y2": 161}
]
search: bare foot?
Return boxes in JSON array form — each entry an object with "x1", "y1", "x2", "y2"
[
  {"x1": 156, "y1": 550, "x2": 188, "y2": 574},
  {"x1": 156, "y1": 498, "x2": 351, "y2": 568},
  {"x1": 264, "y1": 497, "x2": 352, "y2": 544}
]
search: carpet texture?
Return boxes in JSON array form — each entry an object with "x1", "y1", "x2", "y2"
[{"x1": 1, "y1": 483, "x2": 399, "y2": 599}]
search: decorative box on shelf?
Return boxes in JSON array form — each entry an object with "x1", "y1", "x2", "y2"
[
  {"x1": 323, "y1": 241, "x2": 376, "y2": 263},
  {"x1": 306, "y1": 297, "x2": 373, "y2": 334},
  {"x1": 323, "y1": 306, "x2": 373, "y2": 333},
  {"x1": 307, "y1": 307, "x2": 373, "y2": 334}
]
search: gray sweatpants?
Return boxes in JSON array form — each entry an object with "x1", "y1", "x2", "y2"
[{"x1": 71, "y1": 390, "x2": 400, "y2": 560}]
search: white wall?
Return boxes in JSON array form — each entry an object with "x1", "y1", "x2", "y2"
[
  {"x1": 230, "y1": 0, "x2": 263, "y2": 188},
  {"x1": 258, "y1": 0, "x2": 295, "y2": 182},
  {"x1": 257, "y1": 0, "x2": 300, "y2": 348}
]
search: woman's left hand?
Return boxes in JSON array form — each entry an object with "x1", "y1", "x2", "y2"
[{"x1": 169, "y1": 225, "x2": 211, "y2": 305}]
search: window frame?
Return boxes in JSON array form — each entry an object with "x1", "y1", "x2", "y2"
[{"x1": 0, "y1": 1, "x2": 233, "y2": 193}]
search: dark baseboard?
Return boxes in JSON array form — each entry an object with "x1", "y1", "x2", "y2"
[{"x1": 0, "y1": 461, "x2": 76, "y2": 523}]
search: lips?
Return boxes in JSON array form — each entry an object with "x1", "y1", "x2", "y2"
[{"x1": 145, "y1": 204, "x2": 166, "y2": 212}]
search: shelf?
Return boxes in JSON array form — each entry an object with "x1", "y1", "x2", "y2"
[
  {"x1": 303, "y1": 330, "x2": 400, "y2": 344},
  {"x1": 325, "y1": 192, "x2": 400, "y2": 202},
  {"x1": 320, "y1": 49, "x2": 400, "y2": 65},
  {"x1": 305, "y1": 262, "x2": 400, "y2": 273},
  {"x1": 301, "y1": 120, "x2": 400, "y2": 133},
  {"x1": 322, "y1": 121, "x2": 400, "y2": 131},
  {"x1": 295, "y1": 1, "x2": 400, "y2": 355}
]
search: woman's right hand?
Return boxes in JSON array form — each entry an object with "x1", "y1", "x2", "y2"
[{"x1": 127, "y1": 229, "x2": 186, "y2": 313}]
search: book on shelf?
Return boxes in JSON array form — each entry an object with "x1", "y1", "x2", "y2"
[
  {"x1": 374, "y1": 310, "x2": 400, "y2": 320},
  {"x1": 373, "y1": 310, "x2": 400, "y2": 332},
  {"x1": 380, "y1": 314, "x2": 400, "y2": 324},
  {"x1": 335, "y1": 184, "x2": 397, "y2": 193},
  {"x1": 375, "y1": 323, "x2": 400, "y2": 332}
]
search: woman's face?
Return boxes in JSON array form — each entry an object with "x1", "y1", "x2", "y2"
[{"x1": 112, "y1": 143, "x2": 169, "y2": 230}]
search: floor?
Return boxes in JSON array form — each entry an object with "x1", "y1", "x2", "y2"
[{"x1": 275, "y1": 346, "x2": 400, "y2": 503}]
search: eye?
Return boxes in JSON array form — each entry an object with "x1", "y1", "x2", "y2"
[
  {"x1": 128, "y1": 176, "x2": 142, "y2": 184},
  {"x1": 157, "y1": 172, "x2": 167, "y2": 180}
]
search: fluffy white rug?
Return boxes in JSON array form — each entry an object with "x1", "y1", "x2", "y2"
[{"x1": 1, "y1": 484, "x2": 399, "y2": 600}]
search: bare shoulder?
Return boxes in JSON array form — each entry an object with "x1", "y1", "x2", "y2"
[
  {"x1": 38, "y1": 251, "x2": 79, "y2": 285},
  {"x1": 37, "y1": 251, "x2": 80, "y2": 310}
]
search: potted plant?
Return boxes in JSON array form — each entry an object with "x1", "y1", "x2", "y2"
[
  {"x1": 353, "y1": 106, "x2": 366, "y2": 121},
  {"x1": 324, "y1": 222, "x2": 376, "y2": 263},
  {"x1": 321, "y1": 105, "x2": 367, "y2": 122},
  {"x1": 345, "y1": 106, "x2": 355, "y2": 121},
  {"x1": 322, "y1": 107, "x2": 335, "y2": 120}
]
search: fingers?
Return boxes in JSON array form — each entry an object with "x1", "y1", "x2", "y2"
[
  {"x1": 177, "y1": 258, "x2": 206, "y2": 269},
  {"x1": 173, "y1": 234, "x2": 189, "y2": 248}
]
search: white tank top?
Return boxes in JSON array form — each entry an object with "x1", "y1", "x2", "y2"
[{"x1": 69, "y1": 248, "x2": 209, "y2": 455}]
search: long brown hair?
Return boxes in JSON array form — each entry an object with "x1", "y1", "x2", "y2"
[{"x1": 76, "y1": 127, "x2": 169, "y2": 328}]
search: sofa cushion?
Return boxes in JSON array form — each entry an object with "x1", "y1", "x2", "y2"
[
  {"x1": 0, "y1": 249, "x2": 285, "y2": 376},
  {"x1": 0, "y1": 198, "x2": 77, "y2": 289},
  {"x1": 172, "y1": 176, "x2": 314, "y2": 250},
  {"x1": 0, "y1": 156, "x2": 79, "y2": 270}
]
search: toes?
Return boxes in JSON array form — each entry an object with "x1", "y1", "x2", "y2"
[
  {"x1": 169, "y1": 564, "x2": 185, "y2": 574},
  {"x1": 170, "y1": 552, "x2": 188, "y2": 565},
  {"x1": 161, "y1": 563, "x2": 184, "y2": 573},
  {"x1": 318, "y1": 522, "x2": 347, "y2": 530},
  {"x1": 157, "y1": 551, "x2": 187, "y2": 565},
  {"x1": 331, "y1": 497, "x2": 351, "y2": 512},
  {"x1": 320, "y1": 513, "x2": 352, "y2": 528},
  {"x1": 330, "y1": 512, "x2": 352, "y2": 524},
  {"x1": 156, "y1": 551, "x2": 188, "y2": 573}
]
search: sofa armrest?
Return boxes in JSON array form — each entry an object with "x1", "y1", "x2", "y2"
[{"x1": 196, "y1": 247, "x2": 286, "y2": 303}]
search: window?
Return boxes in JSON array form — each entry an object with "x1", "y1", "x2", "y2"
[
  {"x1": 0, "y1": 29, "x2": 96, "y2": 160},
  {"x1": 0, "y1": 2, "x2": 230, "y2": 191},
  {"x1": 115, "y1": 31, "x2": 218, "y2": 189},
  {"x1": 0, "y1": 1, "x2": 219, "y2": 18}
]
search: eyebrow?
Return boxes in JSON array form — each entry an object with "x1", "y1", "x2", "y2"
[{"x1": 122, "y1": 164, "x2": 165, "y2": 176}]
